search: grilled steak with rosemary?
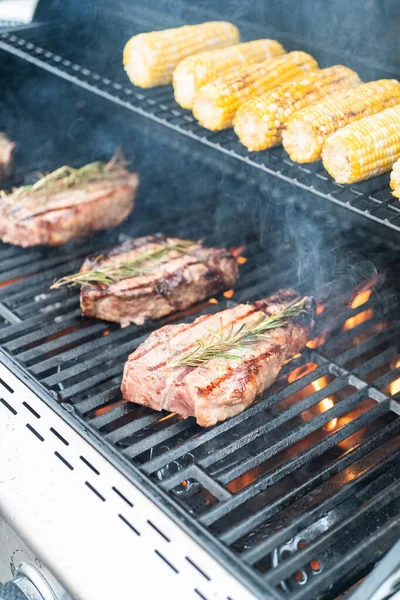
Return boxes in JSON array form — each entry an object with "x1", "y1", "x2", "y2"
[
  {"x1": 52, "y1": 234, "x2": 239, "y2": 327},
  {"x1": 0, "y1": 158, "x2": 138, "y2": 247},
  {"x1": 0, "y1": 133, "x2": 15, "y2": 181},
  {"x1": 121, "y1": 289, "x2": 315, "y2": 426}
]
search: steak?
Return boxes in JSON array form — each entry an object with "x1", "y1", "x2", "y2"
[
  {"x1": 0, "y1": 160, "x2": 138, "y2": 247},
  {"x1": 0, "y1": 133, "x2": 15, "y2": 181},
  {"x1": 121, "y1": 289, "x2": 315, "y2": 426},
  {"x1": 79, "y1": 234, "x2": 239, "y2": 326}
]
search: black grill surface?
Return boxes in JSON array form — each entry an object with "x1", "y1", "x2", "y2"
[{"x1": 2, "y1": 11, "x2": 400, "y2": 236}]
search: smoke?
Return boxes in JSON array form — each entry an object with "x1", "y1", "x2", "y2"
[{"x1": 2, "y1": 2, "x2": 393, "y2": 307}]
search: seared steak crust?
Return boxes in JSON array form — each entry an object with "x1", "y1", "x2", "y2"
[
  {"x1": 80, "y1": 234, "x2": 239, "y2": 326},
  {"x1": 121, "y1": 289, "x2": 315, "y2": 426},
  {"x1": 0, "y1": 165, "x2": 138, "y2": 247},
  {"x1": 0, "y1": 133, "x2": 15, "y2": 181}
]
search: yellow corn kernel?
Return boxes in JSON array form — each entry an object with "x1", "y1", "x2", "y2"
[
  {"x1": 322, "y1": 105, "x2": 400, "y2": 184},
  {"x1": 123, "y1": 22, "x2": 240, "y2": 88},
  {"x1": 390, "y1": 157, "x2": 400, "y2": 195},
  {"x1": 282, "y1": 79, "x2": 400, "y2": 163},
  {"x1": 233, "y1": 65, "x2": 360, "y2": 151},
  {"x1": 193, "y1": 51, "x2": 317, "y2": 131},
  {"x1": 173, "y1": 39, "x2": 285, "y2": 109}
]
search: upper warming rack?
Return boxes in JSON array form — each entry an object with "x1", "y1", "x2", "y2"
[{"x1": 1, "y1": 13, "x2": 400, "y2": 237}]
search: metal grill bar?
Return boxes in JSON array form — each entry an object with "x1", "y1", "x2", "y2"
[
  {"x1": 266, "y1": 476, "x2": 400, "y2": 584},
  {"x1": 221, "y1": 418, "x2": 400, "y2": 545},
  {"x1": 199, "y1": 399, "x2": 389, "y2": 526},
  {"x1": 207, "y1": 384, "x2": 369, "y2": 482},
  {"x1": 290, "y1": 517, "x2": 400, "y2": 600},
  {"x1": 200, "y1": 376, "x2": 349, "y2": 477},
  {"x1": 241, "y1": 428, "x2": 400, "y2": 561}
]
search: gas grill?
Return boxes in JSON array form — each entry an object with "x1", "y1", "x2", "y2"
[{"x1": 1, "y1": 2, "x2": 400, "y2": 599}]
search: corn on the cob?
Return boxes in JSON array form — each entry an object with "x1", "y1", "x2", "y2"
[
  {"x1": 233, "y1": 65, "x2": 360, "y2": 151},
  {"x1": 390, "y1": 157, "x2": 400, "y2": 198},
  {"x1": 321, "y1": 105, "x2": 400, "y2": 184},
  {"x1": 192, "y1": 51, "x2": 318, "y2": 131},
  {"x1": 123, "y1": 22, "x2": 240, "y2": 88},
  {"x1": 173, "y1": 39, "x2": 285, "y2": 109},
  {"x1": 282, "y1": 79, "x2": 400, "y2": 163}
]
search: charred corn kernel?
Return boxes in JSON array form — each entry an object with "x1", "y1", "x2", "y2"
[
  {"x1": 282, "y1": 79, "x2": 400, "y2": 163},
  {"x1": 192, "y1": 51, "x2": 317, "y2": 131},
  {"x1": 123, "y1": 22, "x2": 240, "y2": 88},
  {"x1": 322, "y1": 105, "x2": 400, "y2": 184},
  {"x1": 173, "y1": 39, "x2": 285, "y2": 109},
  {"x1": 390, "y1": 157, "x2": 400, "y2": 197},
  {"x1": 233, "y1": 65, "x2": 360, "y2": 151}
]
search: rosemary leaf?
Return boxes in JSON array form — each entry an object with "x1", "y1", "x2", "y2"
[
  {"x1": 10, "y1": 158, "x2": 120, "y2": 202},
  {"x1": 51, "y1": 238, "x2": 196, "y2": 289},
  {"x1": 173, "y1": 297, "x2": 309, "y2": 368}
]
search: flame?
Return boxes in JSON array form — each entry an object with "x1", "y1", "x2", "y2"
[
  {"x1": 227, "y1": 467, "x2": 264, "y2": 493},
  {"x1": 390, "y1": 359, "x2": 400, "y2": 396},
  {"x1": 157, "y1": 412, "x2": 176, "y2": 423},
  {"x1": 230, "y1": 244, "x2": 247, "y2": 264},
  {"x1": 311, "y1": 377, "x2": 337, "y2": 431},
  {"x1": 306, "y1": 333, "x2": 327, "y2": 349},
  {"x1": 287, "y1": 365, "x2": 337, "y2": 431},
  {"x1": 288, "y1": 362, "x2": 317, "y2": 383},
  {"x1": 343, "y1": 309, "x2": 373, "y2": 331},
  {"x1": 102, "y1": 328, "x2": 112, "y2": 336},
  {"x1": 231, "y1": 245, "x2": 246, "y2": 258},
  {"x1": 209, "y1": 298, "x2": 219, "y2": 304},
  {"x1": 223, "y1": 289, "x2": 235, "y2": 299},
  {"x1": 316, "y1": 303, "x2": 326, "y2": 315},
  {"x1": 0, "y1": 275, "x2": 28, "y2": 288},
  {"x1": 93, "y1": 398, "x2": 126, "y2": 417},
  {"x1": 351, "y1": 289, "x2": 372, "y2": 309}
]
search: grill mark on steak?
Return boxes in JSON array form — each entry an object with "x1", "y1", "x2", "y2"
[
  {"x1": 16, "y1": 189, "x2": 119, "y2": 221},
  {"x1": 78, "y1": 235, "x2": 239, "y2": 326},
  {"x1": 113, "y1": 256, "x2": 206, "y2": 294},
  {"x1": 0, "y1": 165, "x2": 138, "y2": 247},
  {"x1": 121, "y1": 289, "x2": 315, "y2": 426}
]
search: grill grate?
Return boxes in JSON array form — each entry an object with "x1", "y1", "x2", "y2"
[
  {"x1": 1, "y1": 17, "x2": 400, "y2": 236},
  {"x1": 0, "y1": 191, "x2": 400, "y2": 599}
]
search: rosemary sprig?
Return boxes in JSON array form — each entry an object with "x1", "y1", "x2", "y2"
[
  {"x1": 5, "y1": 158, "x2": 120, "y2": 202},
  {"x1": 173, "y1": 297, "x2": 309, "y2": 368},
  {"x1": 51, "y1": 239, "x2": 196, "y2": 289}
]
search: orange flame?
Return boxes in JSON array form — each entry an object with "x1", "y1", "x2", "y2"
[
  {"x1": 311, "y1": 377, "x2": 337, "y2": 431},
  {"x1": 158, "y1": 413, "x2": 176, "y2": 423},
  {"x1": 390, "y1": 359, "x2": 400, "y2": 396},
  {"x1": 231, "y1": 245, "x2": 246, "y2": 258},
  {"x1": 343, "y1": 309, "x2": 373, "y2": 331},
  {"x1": 0, "y1": 275, "x2": 29, "y2": 288},
  {"x1": 288, "y1": 365, "x2": 337, "y2": 432},
  {"x1": 316, "y1": 303, "x2": 326, "y2": 315},
  {"x1": 351, "y1": 289, "x2": 372, "y2": 309},
  {"x1": 306, "y1": 333, "x2": 327, "y2": 349},
  {"x1": 237, "y1": 256, "x2": 247, "y2": 264},
  {"x1": 223, "y1": 289, "x2": 235, "y2": 299},
  {"x1": 209, "y1": 298, "x2": 219, "y2": 304},
  {"x1": 288, "y1": 362, "x2": 317, "y2": 383},
  {"x1": 93, "y1": 398, "x2": 126, "y2": 417}
]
